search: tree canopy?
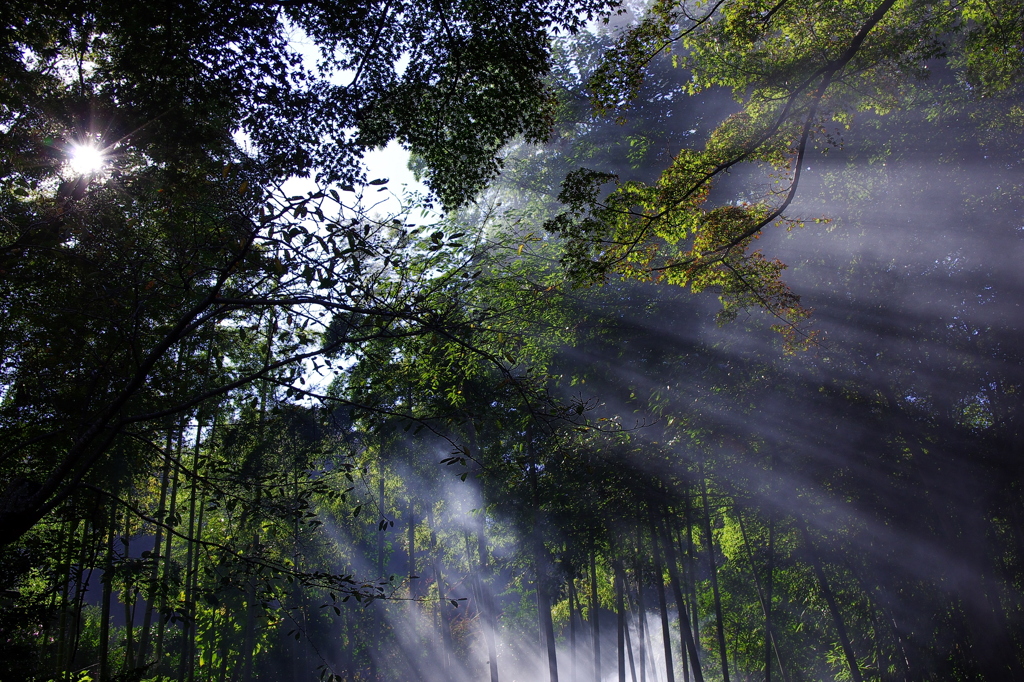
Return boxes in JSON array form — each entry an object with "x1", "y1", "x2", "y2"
[
  {"x1": 2, "y1": 0, "x2": 1024, "y2": 680},
  {"x1": 549, "y1": 0, "x2": 1024, "y2": 343},
  {"x1": 0, "y1": 0, "x2": 613, "y2": 545}
]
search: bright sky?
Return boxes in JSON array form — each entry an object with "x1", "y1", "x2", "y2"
[
  {"x1": 362, "y1": 140, "x2": 421, "y2": 191},
  {"x1": 279, "y1": 26, "x2": 431, "y2": 218}
]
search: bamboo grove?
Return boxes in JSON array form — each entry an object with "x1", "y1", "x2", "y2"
[
  {"x1": 12, "y1": 252, "x2": 1024, "y2": 682},
  {"x1": 3, "y1": 0, "x2": 1024, "y2": 680}
]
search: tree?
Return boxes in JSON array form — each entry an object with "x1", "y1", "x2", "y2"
[
  {"x1": 1, "y1": 0, "x2": 613, "y2": 203},
  {"x1": 5, "y1": 1, "x2": 1024, "y2": 679},
  {"x1": 0, "y1": 0, "x2": 617, "y2": 549},
  {"x1": 548, "y1": 0, "x2": 1024, "y2": 344}
]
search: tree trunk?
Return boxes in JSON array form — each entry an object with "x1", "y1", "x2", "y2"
[
  {"x1": 538, "y1": 552, "x2": 559, "y2": 682},
  {"x1": 671, "y1": 525, "x2": 690, "y2": 682},
  {"x1": 698, "y1": 465, "x2": 730, "y2": 682},
  {"x1": 800, "y1": 522, "x2": 863, "y2": 682},
  {"x1": 478, "y1": 514, "x2": 500, "y2": 682},
  {"x1": 616, "y1": 559, "x2": 626, "y2": 682},
  {"x1": 428, "y1": 504, "x2": 452, "y2": 671},
  {"x1": 240, "y1": 532, "x2": 259, "y2": 682},
  {"x1": 217, "y1": 604, "x2": 229, "y2": 682},
  {"x1": 650, "y1": 523, "x2": 675, "y2": 682},
  {"x1": 465, "y1": 417, "x2": 499, "y2": 682},
  {"x1": 54, "y1": 514, "x2": 77, "y2": 679},
  {"x1": 526, "y1": 427, "x2": 557, "y2": 682},
  {"x1": 735, "y1": 510, "x2": 788, "y2": 682},
  {"x1": 377, "y1": 469, "x2": 385, "y2": 578},
  {"x1": 621, "y1": 564, "x2": 637, "y2": 682},
  {"x1": 569, "y1": 576, "x2": 579, "y2": 682},
  {"x1": 122, "y1": 509, "x2": 135, "y2": 672},
  {"x1": 766, "y1": 511, "x2": 774, "y2": 682},
  {"x1": 407, "y1": 498, "x2": 416, "y2": 594},
  {"x1": 178, "y1": 422, "x2": 204, "y2": 682},
  {"x1": 659, "y1": 517, "x2": 704, "y2": 682},
  {"x1": 633, "y1": 544, "x2": 649, "y2": 682},
  {"x1": 591, "y1": 549, "x2": 602, "y2": 682},
  {"x1": 684, "y1": 492, "x2": 699, "y2": 653},
  {"x1": 99, "y1": 505, "x2": 116, "y2": 682},
  {"x1": 189, "y1": 472, "x2": 207, "y2": 682},
  {"x1": 138, "y1": 432, "x2": 173, "y2": 666},
  {"x1": 156, "y1": 425, "x2": 184, "y2": 665},
  {"x1": 68, "y1": 522, "x2": 96, "y2": 677},
  {"x1": 374, "y1": 464, "x2": 386, "y2": 682}
]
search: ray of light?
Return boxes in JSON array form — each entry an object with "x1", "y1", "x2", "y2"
[{"x1": 68, "y1": 142, "x2": 106, "y2": 176}]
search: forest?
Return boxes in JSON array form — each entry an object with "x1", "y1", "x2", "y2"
[{"x1": 1, "y1": 0, "x2": 1023, "y2": 680}]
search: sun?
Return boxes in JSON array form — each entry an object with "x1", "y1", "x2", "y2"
[{"x1": 68, "y1": 142, "x2": 107, "y2": 176}]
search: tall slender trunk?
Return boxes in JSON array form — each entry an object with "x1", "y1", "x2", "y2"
[
  {"x1": 569, "y1": 577, "x2": 579, "y2": 682},
  {"x1": 291, "y1": 435, "x2": 305, "y2": 682},
  {"x1": 671, "y1": 515, "x2": 690, "y2": 682},
  {"x1": 463, "y1": 527, "x2": 492, "y2": 681},
  {"x1": 698, "y1": 464, "x2": 729, "y2": 682},
  {"x1": 764, "y1": 460, "x2": 776, "y2": 682},
  {"x1": 243, "y1": 320, "x2": 273, "y2": 682},
  {"x1": 343, "y1": 600, "x2": 355, "y2": 682},
  {"x1": 625, "y1": 617, "x2": 638, "y2": 682},
  {"x1": 871, "y1": 583, "x2": 912, "y2": 681},
  {"x1": 99, "y1": 505, "x2": 116, "y2": 682},
  {"x1": 238, "y1": 450, "x2": 262, "y2": 682},
  {"x1": 178, "y1": 516, "x2": 195, "y2": 681},
  {"x1": 68, "y1": 521, "x2": 95, "y2": 677},
  {"x1": 122, "y1": 509, "x2": 135, "y2": 672},
  {"x1": 684, "y1": 492, "x2": 699, "y2": 652},
  {"x1": 407, "y1": 498, "x2": 416, "y2": 595},
  {"x1": 659, "y1": 516, "x2": 704, "y2": 682},
  {"x1": 372, "y1": 463, "x2": 386, "y2": 682},
  {"x1": 55, "y1": 513, "x2": 77, "y2": 679},
  {"x1": 800, "y1": 522, "x2": 863, "y2": 682},
  {"x1": 670, "y1": 523, "x2": 690, "y2": 682},
  {"x1": 157, "y1": 424, "x2": 184, "y2": 666},
  {"x1": 138, "y1": 432, "x2": 173, "y2": 666},
  {"x1": 478, "y1": 513, "x2": 500, "y2": 682},
  {"x1": 464, "y1": 417, "x2": 499, "y2": 682},
  {"x1": 537, "y1": 551, "x2": 559, "y2": 682},
  {"x1": 240, "y1": 532, "x2": 258, "y2": 682},
  {"x1": 765, "y1": 511, "x2": 774, "y2": 682},
  {"x1": 633, "y1": 541, "x2": 649, "y2": 682},
  {"x1": 188, "y1": 472, "x2": 207, "y2": 682},
  {"x1": 527, "y1": 428, "x2": 557, "y2": 682},
  {"x1": 650, "y1": 523, "x2": 675, "y2": 682},
  {"x1": 591, "y1": 549, "x2": 602, "y2": 682},
  {"x1": 616, "y1": 559, "x2": 626, "y2": 682},
  {"x1": 217, "y1": 604, "x2": 229, "y2": 682},
  {"x1": 428, "y1": 504, "x2": 452, "y2": 670},
  {"x1": 735, "y1": 511, "x2": 787, "y2": 682},
  {"x1": 178, "y1": 421, "x2": 204, "y2": 682},
  {"x1": 377, "y1": 469, "x2": 385, "y2": 578},
  {"x1": 621, "y1": 563, "x2": 637, "y2": 682}
]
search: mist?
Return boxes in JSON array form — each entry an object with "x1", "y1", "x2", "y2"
[
  {"x1": 6, "y1": 3, "x2": 1024, "y2": 681},
  {"x1": 233, "y1": 46, "x2": 1021, "y2": 682}
]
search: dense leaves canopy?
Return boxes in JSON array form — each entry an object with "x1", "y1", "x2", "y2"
[
  {"x1": 1, "y1": 0, "x2": 610, "y2": 205},
  {"x1": 550, "y1": 0, "x2": 1024, "y2": 344},
  {"x1": 0, "y1": 0, "x2": 615, "y2": 547},
  {"x1": 2, "y1": 0, "x2": 1024, "y2": 681}
]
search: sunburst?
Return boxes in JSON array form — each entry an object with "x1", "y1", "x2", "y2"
[{"x1": 67, "y1": 142, "x2": 107, "y2": 176}]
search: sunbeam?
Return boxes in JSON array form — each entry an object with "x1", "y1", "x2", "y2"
[{"x1": 67, "y1": 142, "x2": 107, "y2": 176}]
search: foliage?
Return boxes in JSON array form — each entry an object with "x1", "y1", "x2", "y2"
[
  {"x1": 548, "y1": 0, "x2": 1024, "y2": 349},
  {"x1": 3, "y1": 0, "x2": 1024, "y2": 680}
]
